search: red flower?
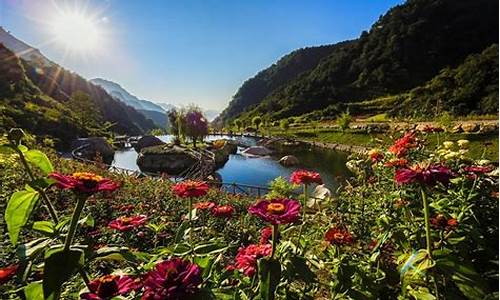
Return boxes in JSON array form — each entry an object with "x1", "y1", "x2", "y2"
[
  {"x1": 49, "y1": 172, "x2": 120, "y2": 194},
  {"x1": 172, "y1": 180, "x2": 209, "y2": 198},
  {"x1": 325, "y1": 227, "x2": 354, "y2": 246},
  {"x1": 194, "y1": 201, "x2": 216, "y2": 210},
  {"x1": 388, "y1": 132, "x2": 417, "y2": 157},
  {"x1": 384, "y1": 158, "x2": 408, "y2": 168},
  {"x1": 108, "y1": 215, "x2": 147, "y2": 231},
  {"x1": 212, "y1": 205, "x2": 235, "y2": 218},
  {"x1": 463, "y1": 165, "x2": 494, "y2": 174},
  {"x1": 80, "y1": 275, "x2": 140, "y2": 300},
  {"x1": 248, "y1": 198, "x2": 301, "y2": 225},
  {"x1": 259, "y1": 226, "x2": 275, "y2": 244},
  {"x1": 368, "y1": 149, "x2": 384, "y2": 162},
  {"x1": 0, "y1": 264, "x2": 18, "y2": 284},
  {"x1": 430, "y1": 214, "x2": 458, "y2": 231},
  {"x1": 142, "y1": 258, "x2": 202, "y2": 300},
  {"x1": 233, "y1": 244, "x2": 272, "y2": 277},
  {"x1": 290, "y1": 170, "x2": 322, "y2": 185},
  {"x1": 395, "y1": 164, "x2": 454, "y2": 186}
]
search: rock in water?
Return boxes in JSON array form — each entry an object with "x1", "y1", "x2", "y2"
[
  {"x1": 71, "y1": 137, "x2": 115, "y2": 164},
  {"x1": 134, "y1": 135, "x2": 165, "y2": 153},
  {"x1": 137, "y1": 145, "x2": 197, "y2": 175},
  {"x1": 279, "y1": 155, "x2": 299, "y2": 166},
  {"x1": 241, "y1": 146, "x2": 272, "y2": 156}
]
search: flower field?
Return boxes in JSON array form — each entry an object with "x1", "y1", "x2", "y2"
[{"x1": 0, "y1": 129, "x2": 498, "y2": 299}]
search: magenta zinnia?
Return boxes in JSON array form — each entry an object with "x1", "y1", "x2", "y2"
[
  {"x1": 80, "y1": 275, "x2": 140, "y2": 300},
  {"x1": 395, "y1": 164, "x2": 454, "y2": 186},
  {"x1": 290, "y1": 170, "x2": 322, "y2": 185},
  {"x1": 233, "y1": 244, "x2": 272, "y2": 277},
  {"x1": 49, "y1": 172, "x2": 120, "y2": 193},
  {"x1": 108, "y1": 215, "x2": 147, "y2": 231},
  {"x1": 142, "y1": 258, "x2": 202, "y2": 300},
  {"x1": 248, "y1": 198, "x2": 301, "y2": 225},
  {"x1": 172, "y1": 180, "x2": 209, "y2": 198}
]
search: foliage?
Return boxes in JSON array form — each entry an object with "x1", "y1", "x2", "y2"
[
  {"x1": 252, "y1": 116, "x2": 262, "y2": 131},
  {"x1": 218, "y1": 0, "x2": 498, "y2": 123},
  {"x1": 183, "y1": 106, "x2": 209, "y2": 148},
  {"x1": 0, "y1": 128, "x2": 498, "y2": 299},
  {"x1": 336, "y1": 111, "x2": 352, "y2": 132},
  {"x1": 279, "y1": 119, "x2": 289, "y2": 132}
]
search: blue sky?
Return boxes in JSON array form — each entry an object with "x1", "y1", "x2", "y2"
[{"x1": 1, "y1": 0, "x2": 403, "y2": 110}]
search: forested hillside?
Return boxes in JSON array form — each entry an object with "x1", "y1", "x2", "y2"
[{"x1": 218, "y1": 0, "x2": 498, "y2": 124}]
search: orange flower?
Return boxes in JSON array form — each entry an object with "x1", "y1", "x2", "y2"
[
  {"x1": 212, "y1": 205, "x2": 235, "y2": 218},
  {"x1": 388, "y1": 132, "x2": 417, "y2": 157}
]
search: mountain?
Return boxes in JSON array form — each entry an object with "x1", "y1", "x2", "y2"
[
  {"x1": 90, "y1": 78, "x2": 172, "y2": 127},
  {"x1": 0, "y1": 28, "x2": 157, "y2": 143},
  {"x1": 218, "y1": 0, "x2": 498, "y2": 124},
  {"x1": 204, "y1": 109, "x2": 219, "y2": 122}
]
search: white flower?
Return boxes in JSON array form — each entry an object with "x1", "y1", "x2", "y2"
[{"x1": 478, "y1": 159, "x2": 491, "y2": 166}]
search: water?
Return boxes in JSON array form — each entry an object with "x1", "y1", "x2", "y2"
[{"x1": 111, "y1": 135, "x2": 350, "y2": 190}]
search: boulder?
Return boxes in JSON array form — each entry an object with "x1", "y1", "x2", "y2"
[
  {"x1": 461, "y1": 123, "x2": 480, "y2": 133},
  {"x1": 451, "y1": 124, "x2": 463, "y2": 133},
  {"x1": 210, "y1": 140, "x2": 238, "y2": 169},
  {"x1": 134, "y1": 135, "x2": 165, "y2": 153},
  {"x1": 71, "y1": 137, "x2": 115, "y2": 164},
  {"x1": 279, "y1": 155, "x2": 299, "y2": 167},
  {"x1": 479, "y1": 123, "x2": 499, "y2": 134},
  {"x1": 137, "y1": 145, "x2": 197, "y2": 175},
  {"x1": 306, "y1": 184, "x2": 332, "y2": 209},
  {"x1": 241, "y1": 146, "x2": 272, "y2": 156}
]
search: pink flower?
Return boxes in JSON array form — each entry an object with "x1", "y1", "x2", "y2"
[
  {"x1": 290, "y1": 170, "x2": 322, "y2": 185},
  {"x1": 80, "y1": 275, "x2": 140, "y2": 300},
  {"x1": 49, "y1": 172, "x2": 120, "y2": 194},
  {"x1": 234, "y1": 244, "x2": 272, "y2": 277},
  {"x1": 108, "y1": 215, "x2": 147, "y2": 231},
  {"x1": 212, "y1": 205, "x2": 235, "y2": 218},
  {"x1": 259, "y1": 226, "x2": 274, "y2": 244},
  {"x1": 248, "y1": 198, "x2": 301, "y2": 225},
  {"x1": 172, "y1": 180, "x2": 209, "y2": 198},
  {"x1": 463, "y1": 165, "x2": 494, "y2": 174},
  {"x1": 395, "y1": 164, "x2": 454, "y2": 186},
  {"x1": 142, "y1": 258, "x2": 202, "y2": 300}
]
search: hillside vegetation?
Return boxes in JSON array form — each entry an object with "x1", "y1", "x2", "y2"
[{"x1": 218, "y1": 0, "x2": 498, "y2": 124}]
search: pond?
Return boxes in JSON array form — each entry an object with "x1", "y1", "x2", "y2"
[{"x1": 111, "y1": 135, "x2": 351, "y2": 191}]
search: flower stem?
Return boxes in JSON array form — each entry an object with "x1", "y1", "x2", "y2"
[
  {"x1": 14, "y1": 146, "x2": 59, "y2": 223},
  {"x1": 188, "y1": 197, "x2": 193, "y2": 252},
  {"x1": 64, "y1": 195, "x2": 87, "y2": 252},
  {"x1": 271, "y1": 224, "x2": 279, "y2": 259},
  {"x1": 296, "y1": 184, "x2": 308, "y2": 253},
  {"x1": 420, "y1": 187, "x2": 432, "y2": 258}
]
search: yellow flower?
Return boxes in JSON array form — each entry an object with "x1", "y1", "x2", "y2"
[
  {"x1": 443, "y1": 141, "x2": 454, "y2": 149},
  {"x1": 457, "y1": 139, "x2": 469, "y2": 149}
]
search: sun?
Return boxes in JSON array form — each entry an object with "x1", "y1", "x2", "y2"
[{"x1": 50, "y1": 11, "x2": 102, "y2": 52}]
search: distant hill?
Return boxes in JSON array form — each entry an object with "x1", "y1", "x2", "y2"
[
  {"x1": 218, "y1": 0, "x2": 498, "y2": 124},
  {"x1": 90, "y1": 78, "x2": 172, "y2": 127},
  {"x1": 0, "y1": 28, "x2": 157, "y2": 144}
]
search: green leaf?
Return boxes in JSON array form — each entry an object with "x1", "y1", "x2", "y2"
[
  {"x1": 17, "y1": 238, "x2": 52, "y2": 260},
  {"x1": 194, "y1": 242, "x2": 229, "y2": 256},
  {"x1": 436, "y1": 257, "x2": 489, "y2": 299},
  {"x1": 78, "y1": 215, "x2": 95, "y2": 227},
  {"x1": 32, "y1": 221, "x2": 55, "y2": 235},
  {"x1": 43, "y1": 247, "x2": 84, "y2": 300},
  {"x1": 175, "y1": 221, "x2": 190, "y2": 243},
  {"x1": 25, "y1": 150, "x2": 53, "y2": 175},
  {"x1": 285, "y1": 255, "x2": 316, "y2": 283},
  {"x1": 5, "y1": 189, "x2": 40, "y2": 245},
  {"x1": 28, "y1": 178, "x2": 56, "y2": 190},
  {"x1": 24, "y1": 281, "x2": 44, "y2": 300},
  {"x1": 258, "y1": 257, "x2": 281, "y2": 300},
  {"x1": 0, "y1": 144, "x2": 16, "y2": 154},
  {"x1": 91, "y1": 246, "x2": 138, "y2": 263}
]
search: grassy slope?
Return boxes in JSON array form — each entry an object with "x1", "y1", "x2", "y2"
[{"x1": 268, "y1": 127, "x2": 499, "y2": 161}]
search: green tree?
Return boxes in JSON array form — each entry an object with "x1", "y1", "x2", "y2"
[
  {"x1": 337, "y1": 111, "x2": 352, "y2": 133},
  {"x1": 252, "y1": 116, "x2": 262, "y2": 132},
  {"x1": 234, "y1": 119, "x2": 242, "y2": 133},
  {"x1": 279, "y1": 119, "x2": 289, "y2": 132},
  {"x1": 66, "y1": 91, "x2": 102, "y2": 136}
]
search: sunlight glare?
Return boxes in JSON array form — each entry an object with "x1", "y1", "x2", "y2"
[{"x1": 50, "y1": 11, "x2": 102, "y2": 52}]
